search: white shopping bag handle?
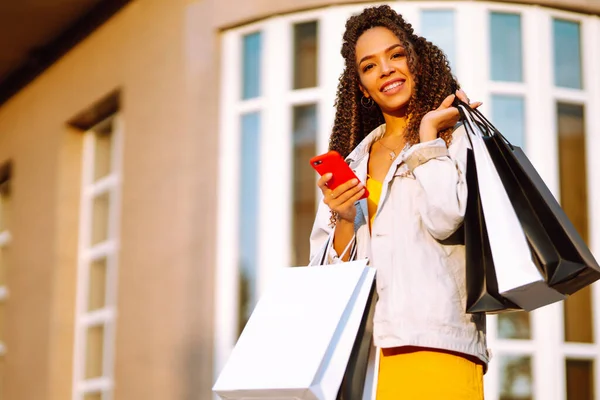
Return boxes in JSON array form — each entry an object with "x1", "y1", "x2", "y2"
[{"x1": 313, "y1": 233, "x2": 358, "y2": 266}]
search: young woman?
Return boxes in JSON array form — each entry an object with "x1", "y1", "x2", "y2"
[{"x1": 309, "y1": 5, "x2": 488, "y2": 399}]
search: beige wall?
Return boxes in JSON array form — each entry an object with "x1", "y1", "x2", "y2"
[
  {"x1": 0, "y1": 0, "x2": 219, "y2": 398},
  {"x1": 0, "y1": 0, "x2": 596, "y2": 399}
]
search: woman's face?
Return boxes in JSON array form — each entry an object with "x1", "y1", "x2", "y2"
[{"x1": 355, "y1": 26, "x2": 415, "y2": 115}]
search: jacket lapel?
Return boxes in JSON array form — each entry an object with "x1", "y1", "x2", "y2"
[{"x1": 346, "y1": 125, "x2": 387, "y2": 228}]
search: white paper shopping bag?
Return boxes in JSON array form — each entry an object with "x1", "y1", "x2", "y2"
[
  {"x1": 213, "y1": 260, "x2": 376, "y2": 400},
  {"x1": 460, "y1": 105, "x2": 565, "y2": 311}
]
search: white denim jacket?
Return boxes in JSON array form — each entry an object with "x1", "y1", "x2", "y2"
[{"x1": 309, "y1": 123, "x2": 490, "y2": 366}]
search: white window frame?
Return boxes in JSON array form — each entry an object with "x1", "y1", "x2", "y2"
[
  {"x1": 0, "y1": 182, "x2": 11, "y2": 357},
  {"x1": 72, "y1": 114, "x2": 124, "y2": 400},
  {"x1": 215, "y1": 4, "x2": 600, "y2": 400}
]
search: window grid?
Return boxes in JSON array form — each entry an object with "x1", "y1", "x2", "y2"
[
  {"x1": 72, "y1": 115, "x2": 123, "y2": 400},
  {"x1": 216, "y1": 5, "x2": 600, "y2": 400},
  {"x1": 470, "y1": 6, "x2": 533, "y2": 396},
  {"x1": 549, "y1": 13, "x2": 599, "y2": 397}
]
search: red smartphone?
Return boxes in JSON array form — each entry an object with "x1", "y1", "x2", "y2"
[{"x1": 309, "y1": 151, "x2": 369, "y2": 200}]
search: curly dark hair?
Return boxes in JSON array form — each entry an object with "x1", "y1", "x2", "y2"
[{"x1": 330, "y1": 5, "x2": 459, "y2": 158}]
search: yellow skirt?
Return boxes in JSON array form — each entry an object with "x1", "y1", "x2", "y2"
[{"x1": 376, "y1": 348, "x2": 484, "y2": 400}]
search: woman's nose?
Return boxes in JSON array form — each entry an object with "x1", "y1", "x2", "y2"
[{"x1": 380, "y1": 60, "x2": 395, "y2": 77}]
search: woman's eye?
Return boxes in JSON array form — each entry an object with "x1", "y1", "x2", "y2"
[
  {"x1": 392, "y1": 52, "x2": 405, "y2": 59},
  {"x1": 363, "y1": 64, "x2": 374, "y2": 72}
]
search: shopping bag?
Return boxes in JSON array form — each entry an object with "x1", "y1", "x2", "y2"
[
  {"x1": 360, "y1": 343, "x2": 380, "y2": 400},
  {"x1": 458, "y1": 104, "x2": 565, "y2": 311},
  {"x1": 337, "y1": 278, "x2": 377, "y2": 400},
  {"x1": 460, "y1": 101, "x2": 600, "y2": 295},
  {"x1": 213, "y1": 260, "x2": 376, "y2": 400},
  {"x1": 510, "y1": 145, "x2": 600, "y2": 294},
  {"x1": 464, "y1": 148, "x2": 521, "y2": 313}
]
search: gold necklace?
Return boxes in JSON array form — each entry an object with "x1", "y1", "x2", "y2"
[{"x1": 378, "y1": 137, "x2": 405, "y2": 160}]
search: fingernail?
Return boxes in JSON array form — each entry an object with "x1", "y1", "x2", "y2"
[
  {"x1": 324, "y1": 173, "x2": 332, "y2": 179},
  {"x1": 351, "y1": 179, "x2": 358, "y2": 185}
]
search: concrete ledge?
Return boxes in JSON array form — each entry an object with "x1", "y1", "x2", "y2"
[{"x1": 212, "y1": 0, "x2": 600, "y2": 30}]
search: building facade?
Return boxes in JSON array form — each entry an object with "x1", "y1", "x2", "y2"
[{"x1": 0, "y1": 0, "x2": 599, "y2": 399}]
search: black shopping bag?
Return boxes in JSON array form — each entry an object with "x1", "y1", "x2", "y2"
[
  {"x1": 482, "y1": 134, "x2": 567, "y2": 279},
  {"x1": 509, "y1": 144, "x2": 600, "y2": 294},
  {"x1": 337, "y1": 280, "x2": 377, "y2": 400},
  {"x1": 458, "y1": 100, "x2": 600, "y2": 295},
  {"x1": 464, "y1": 147, "x2": 521, "y2": 313}
]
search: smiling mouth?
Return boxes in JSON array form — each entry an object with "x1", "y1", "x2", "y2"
[{"x1": 381, "y1": 80, "x2": 405, "y2": 92}]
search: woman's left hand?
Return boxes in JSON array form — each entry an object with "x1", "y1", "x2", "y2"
[{"x1": 419, "y1": 89, "x2": 482, "y2": 143}]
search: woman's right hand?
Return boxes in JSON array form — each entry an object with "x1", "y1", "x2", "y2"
[{"x1": 317, "y1": 174, "x2": 365, "y2": 223}]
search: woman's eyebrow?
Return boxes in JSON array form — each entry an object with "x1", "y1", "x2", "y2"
[{"x1": 358, "y1": 44, "x2": 404, "y2": 65}]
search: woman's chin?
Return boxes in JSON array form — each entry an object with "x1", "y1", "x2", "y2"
[
  {"x1": 379, "y1": 101, "x2": 410, "y2": 115},
  {"x1": 376, "y1": 94, "x2": 410, "y2": 114}
]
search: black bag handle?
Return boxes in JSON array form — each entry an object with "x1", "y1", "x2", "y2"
[{"x1": 452, "y1": 98, "x2": 516, "y2": 151}]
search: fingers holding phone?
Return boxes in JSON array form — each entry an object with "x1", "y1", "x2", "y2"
[
  {"x1": 311, "y1": 150, "x2": 368, "y2": 223},
  {"x1": 317, "y1": 173, "x2": 365, "y2": 223}
]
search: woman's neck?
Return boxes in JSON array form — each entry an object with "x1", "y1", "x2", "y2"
[{"x1": 382, "y1": 112, "x2": 409, "y2": 138}]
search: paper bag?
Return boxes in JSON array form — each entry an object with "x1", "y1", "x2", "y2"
[{"x1": 213, "y1": 260, "x2": 376, "y2": 400}]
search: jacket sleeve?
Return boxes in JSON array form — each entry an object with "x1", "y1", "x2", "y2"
[
  {"x1": 308, "y1": 197, "x2": 356, "y2": 266},
  {"x1": 403, "y1": 124, "x2": 470, "y2": 240}
]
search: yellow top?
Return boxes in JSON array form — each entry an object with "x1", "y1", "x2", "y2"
[{"x1": 366, "y1": 175, "x2": 383, "y2": 229}]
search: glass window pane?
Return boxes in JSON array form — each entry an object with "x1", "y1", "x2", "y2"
[
  {"x1": 491, "y1": 95, "x2": 526, "y2": 148},
  {"x1": 557, "y1": 103, "x2": 588, "y2": 243},
  {"x1": 91, "y1": 192, "x2": 111, "y2": 246},
  {"x1": 85, "y1": 324, "x2": 104, "y2": 379},
  {"x1": 88, "y1": 258, "x2": 108, "y2": 311},
  {"x1": 0, "y1": 249, "x2": 6, "y2": 287},
  {"x1": 566, "y1": 359, "x2": 594, "y2": 400},
  {"x1": 498, "y1": 312, "x2": 531, "y2": 339},
  {"x1": 0, "y1": 186, "x2": 9, "y2": 232},
  {"x1": 558, "y1": 102, "x2": 591, "y2": 343},
  {"x1": 490, "y1": 13, "x2": 523, "y2": 82},
  {"x1": 292, "y1": 105, "x2": 317, "y2": 266},
  {"x1": 84, "y1": 392, "x2": 103, "y2": 400},
  {"x1": 238, "y1": 112, "x2": 261, "y2": 335},
  {"x1": 0, "y1": 182, "x2": 7, "y2": 286},
  {"x1": 93, "y1": 119, "x2": 113, "y2": 182},
  {"x1": 564, "y1": 286, "x2": 593, "y2": 343},
  {"x1": 421, "y1": 10, "x2": 455, "y2": 70},
  {"x1": 553, "y1": 19, "x2": 582, "y2": 89},
  {"x1": 294, "y1": 22, "x2": 318, "y2": 89},
  {"x1": 0, "y1": 356, "x2": 6, "y2": 398},
  {"x1": 242, "y1": 32, "x2": 262, "y2": 100},
  {"x1": 499, "y1": 355, "x2": 533, "y2": 400},
  {"x1": 0, "y1": 302, "x2": 4, "y2": 344}
]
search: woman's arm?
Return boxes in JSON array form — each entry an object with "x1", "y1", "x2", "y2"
[
  {"x1": 309, "y1": 199, "x2": 356, "y2": 265},
  {"x1": 309, "y1": 173, "x2": 364, "y2": 265},
  {"x1": 404, "y1": 125, "x2": 469, "y2": 240},
  {"x1": 402, "y1": 91, "x2": 477, "y2": 240}
]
